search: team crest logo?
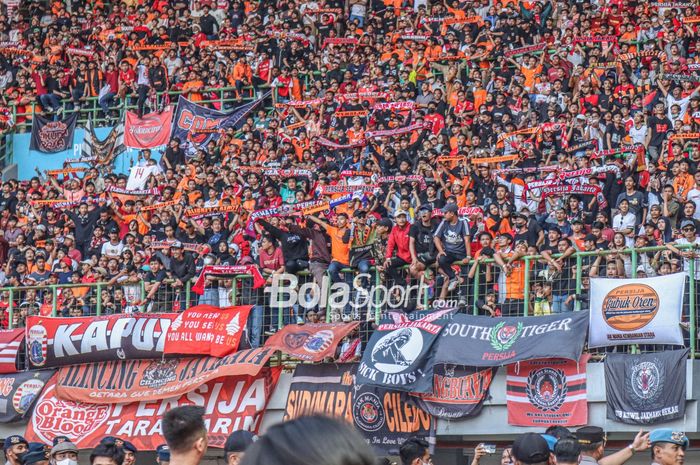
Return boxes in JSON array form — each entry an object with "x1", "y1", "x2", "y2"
[
  {"x1": 13, "y1": 378, "x2": 46, "y2": 414},
  {"x1": 353, "y1": 392, "x2": 385, "y2": 432},
  {"x1": 284, "y1": 332, "x2": 311, "y2": 349},
  {"x1": 303, "y1": 330, "x2": 334, "y2": 354},
  {"x1": 526, "y1": 368, "x2": 568, "y2": 412},
  {"x1": 140, "y1": 360, "x2": 178, "y2": 389},
  {"x1": 371, "y1": 328, "x2": 423, "y2": 374},
  {"x1": 628, "y1": 360, "x2": 663, "y2": 406},
  {"x1": 490, "y1": 322, "x2": 523, "y2": 351},
  {"x1": 27, "y1": 325, "x2": 48, "y2": 367}
]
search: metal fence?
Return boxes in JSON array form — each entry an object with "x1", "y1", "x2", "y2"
[{"x1": 1, "y1": 244, "x2": 696, "y2": 355}]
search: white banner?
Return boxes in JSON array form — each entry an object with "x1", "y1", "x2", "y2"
[{"x1": 589, "y1": 274, "x2": 685, "y2": 347}]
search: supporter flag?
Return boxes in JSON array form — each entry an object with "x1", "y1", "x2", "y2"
[
  {"x1": 124, "y1": 107, "x2": 174, "y2": 149},
  {"x1": 283, "y1": 363, "x2": 355, "y2": 422},
  {"x1": 80, "y1": 119, "x2": 126, "y2": 162},
  {"x1": 506, "y1": 356, "x2": 590, "y2": 427},
  {"x1": 164, "y1": 305, "x2": 252, "y2": 357},
  {"x1": 435, "y1": 312, "x2": 589, "y2": 367},
  {"x1": 30, "y1": 113, "x2": 78, "y2": 153},
  {"x1": 171, "y1": 91, "x2": 271, "y2": 153},
  {"x1": 0, "y1": 329, "x2": 23, "y2": 373},
  {"x1": 356, "y1": 308, "x2": 455, "y2": 393},
  {"x1": 353, "y1": 383, "x2": 436, "y2": 456},
  {"x1": 55, "y1": 347, "x2": 274, "y2": 404},
  {"x1": 409, "y1": 365, "x2": 495, "y2": 420},
  {"x1": 265, "y1": 322, "x2": 359, "y2": 361},
  {"x1": 589, "y1": 274, "x2": 685, "y2": 348},
  {"x1": 0, "y1": 369, "x2": 55, "y2": 423},
  {"x1": 605, "y1": 349, "x2": 688, "y2": 425}
]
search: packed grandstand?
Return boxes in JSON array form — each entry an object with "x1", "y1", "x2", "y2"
[{"x1": 0, "y1": 0, "x2": 698, "y2": 461}]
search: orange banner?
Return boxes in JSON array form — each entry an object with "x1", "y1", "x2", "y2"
[
  {"x1": 264, "y1": 322, "x2": 360, "y2": 361},
  {"x1": 54, "y1": 347, "x2": 274, "y2": 404},
  {"x1": 27, "y1": 368, "x2": 280, "y2": 450}
]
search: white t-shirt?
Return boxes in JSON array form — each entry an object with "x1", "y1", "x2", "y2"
[
  {"x1": 101, "y1": 241, "x2": 124, "y2": 258},
  {"x1": 628, "y1": 124, "x2": 648, "y2": 145}
]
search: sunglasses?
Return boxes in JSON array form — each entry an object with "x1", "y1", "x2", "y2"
[{"x1": 682, "y1": 227, "x2": 696, "y2": 232}]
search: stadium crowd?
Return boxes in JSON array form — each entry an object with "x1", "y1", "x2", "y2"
[{"x1": 0, "y1": 0, "x2": 698, "y2": 336}]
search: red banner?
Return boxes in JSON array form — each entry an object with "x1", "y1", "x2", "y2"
[
  {"x1": 506, "y1": 356, "x2": 590, "y2": 427},
  {"x1": 54, "y1": 347, "x2": 274, "y2": 404},
  {"x1": 26, "y1": 314, "x2": 178, "y2": 368},
  {"x1": 124, "y1": 107, "x2": 174, "y2": 149},
  {"x1": 164, "y1": 305, "x2": 252, "y2": 357},
  {"x1": 264, "y1": 322, "x2": 359, "y2": 361},
  {"x1": 0, "y1": 329, "x2": 22, "y2": 374},
  {"x1": 26, "y1": 368, "x2": 281, "y2": 450}
]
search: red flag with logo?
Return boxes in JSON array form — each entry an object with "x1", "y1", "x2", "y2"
[
  {"x1": 163, "y1": 305, "x2": 252, "y2": 357},
  {"x1": 124, "y1": 107, "x2": 173, "y2": 149},
  {"x1": 506, "y1": 355, "x2": 590, "y2": 427}
]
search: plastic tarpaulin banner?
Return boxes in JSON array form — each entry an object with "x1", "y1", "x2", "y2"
[
  {"x1": 26, "y1": 314, "x2": 178, "y2": 368},
  {"x1": 124, "y1": 107, "x2": 174, "y2": 149},
  {"x1": 26, "y1": 368, "x2": 281, "y2": 450},
  {"x1": 164, "y1": 305, "x2": 252, "y2": 357},
  {"x1": 0, "y1": 329, "x2": 23, "y2": 374},
  {"x1": 506, "y1": 356, "x2": 590, "y2": 427},
  {"x1": 589, "y1": 274, "x2": 685, "y2": 347},
  {"x1": 435, "y1": 312, "x2": 589, "y2": 367},
  {"x1": 54, "y1": 347, "x2": 274, "y2": 404}
]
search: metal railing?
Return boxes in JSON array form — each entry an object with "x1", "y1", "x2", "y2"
[{"x1": 2, "y1": 244, "x2": 695, "y2": 354}]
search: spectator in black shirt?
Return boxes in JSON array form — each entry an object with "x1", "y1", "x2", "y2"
[
  {"x1": 199, "y1": 6, "x2": 219, "y2": 38},
  {"x1": 256, "y1": 218, "x2": 309, "y2": 274},
  {"x1": 162, "y1": 138, "x2": 186, "y2": 171},
  {"x1": 169, "y1": 242, "x2": 196, "y2": 305},
  {"x1": 144, "y1": 257, "x2": 169, "y2": 312}
]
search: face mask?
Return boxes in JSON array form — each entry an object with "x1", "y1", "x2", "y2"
[
  {"x1": 57, "y1": 459, "x2": 78, "y2": 465},
  {"x1": 15, "y1": 452, "x2": 27, "y2": 464}
]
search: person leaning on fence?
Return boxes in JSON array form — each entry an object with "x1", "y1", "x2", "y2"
[{"x1": 433, "y1": 203, "x2": 471, "y2": 300}]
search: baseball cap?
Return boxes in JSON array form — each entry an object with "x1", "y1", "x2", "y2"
[
  {"x1": 50, "y1": 442, "x2": 78, "y2": 457},
  {"x1": 680, "y1": 219, "x2": 696, "y2": 230},
  {"x1": 393, "y1": 210, "x2": 408, "y2": 218},
  {"x1": 584, "y1": 234, "x2": 597, "y2": 242},
  {"x1": 512, "y1": 433, "x2": 551, "y2": 464},
  {"x1": 22, "y1": 450, "x2": 48, "y2": 465},
  {"x1": 4, "y1": 436, "x2": 27, "y2": 450},
  {"x1": 170, "y1": 241, "x2": 184, "y2": 249},
  {"x1": 122, "y1": 441, "x2": 137, "y2": 453},
  {"x1": 441, "y1": 203, "x2": 458, "y2": 214},
  {"x1": 650, "y1": 429, "x2": 689, "y2": 449},
  {"x1": 156, "y1": 445, "x2": 170, "y2": 462},
  {"x1": 52, "y1": 437, "x2": 69, "y2": 446},
  {"x1": 223, "y1": 431, "x2": 258, "y2": 455}
]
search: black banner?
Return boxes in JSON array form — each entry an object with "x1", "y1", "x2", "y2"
[
  {"x1": 353, "y1": 383, "x2": 435, "y2": 456},
  {"x1": 409, "y1": 364, "x2": 494, "y2": 419},
  {"x1": 26, "y1": 314, "x2": 178, "y2": 368},
  {"x1": 605, "y1": 349, "x2": 688, "y2": 425},
  {"x1": 284, "y1": 363, "x2": 355, "y2": 422},
  {"x1": 30, "y1": 113, "x2": 78, "y2": 153},
  {"x1": 0, "y1": 370, "x2": 55, "y2": 423},
  {"x1": 435, "y1": 312, "x2": 589, "y2": 367},
  {"x1": 356, "y1": 309, "x2": 454, "y2": 393}
]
